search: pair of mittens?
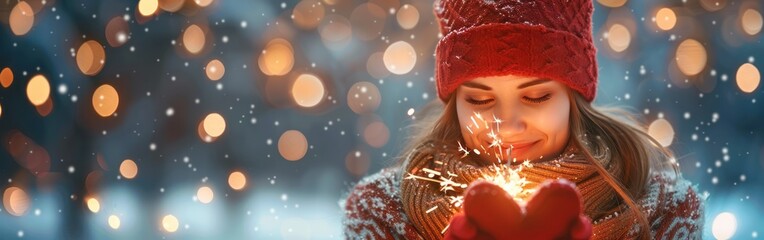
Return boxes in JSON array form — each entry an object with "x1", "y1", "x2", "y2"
[{"x1": 444, "y1": 179, "x2": 592, "y2": 240}]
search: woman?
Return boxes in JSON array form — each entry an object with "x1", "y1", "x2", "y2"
[{"x1": 343, "y1": 0, "x2": 704, "y2": 239}]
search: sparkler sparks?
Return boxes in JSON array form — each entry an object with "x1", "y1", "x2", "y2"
[
  {"x1": 465, "y1": 111, "x2": 519, "y2": 164},
  {"x1": 405, "y1": 112, "x2": 537, "y2": 234},
  {"x1": 405, "y1": 158, "x2": 533, "y2": 208},
  {"x1": 405, "y1": 149, "x2": 535, "y2": 234}
]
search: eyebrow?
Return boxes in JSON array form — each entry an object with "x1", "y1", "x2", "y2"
[
  {"x1": 461, "y1": 82, "x2": 492, "y2": 90},
  {"x1": 461, "y1": 78, "x2": 552, "y2": 91},
  {"x1": 517, "y1": 79, "x2": 551, "y2": 89}
]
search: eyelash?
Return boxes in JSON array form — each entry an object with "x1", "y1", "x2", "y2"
[
  {"x1": 465, "y1": 94, "x2": 551, "y2": 105},
  {"x1": 523, "y1": 94, "x2": 552, "y2": 103},
  {"x1": 465, "y1": 98, "x2": 493, "y2": 105}
]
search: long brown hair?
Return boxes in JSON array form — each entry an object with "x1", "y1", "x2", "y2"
[{"x1": 398, "y1": 90, "x2": 678, "y2": 238}]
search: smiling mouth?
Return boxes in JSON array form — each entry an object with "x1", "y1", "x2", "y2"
[
  {"x1": 500, "y1": 141, "x2": 537, "y2": 150},
  {"x1": 491, "y1": 140, "x2": 539, "y2": 160}
]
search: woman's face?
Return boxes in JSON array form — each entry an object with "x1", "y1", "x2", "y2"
[{"x1": 455, "y1": 74, "x2": 571, "y2": 164}]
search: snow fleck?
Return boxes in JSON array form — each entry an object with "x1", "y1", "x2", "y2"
[{"x1": 58, "y1": 84, "x2": 67, "y2": 94}]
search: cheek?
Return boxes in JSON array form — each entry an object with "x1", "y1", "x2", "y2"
[
  {"x1": 456, "y1": 102, "x2": 482, "y2": 147},
  {"x1": 531, "y1": 99, "x2": 570, "y2": 145}
]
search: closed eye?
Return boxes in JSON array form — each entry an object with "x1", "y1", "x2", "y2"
[
  {"x1": 522, "y1": 94, "x2": 551, "y2": 103},
  {"x1": 465, "y1": 98, "x2": 494, "y2": 105}
]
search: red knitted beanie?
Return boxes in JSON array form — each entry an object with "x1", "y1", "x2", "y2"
[{"x1": 434, "y1": 0, "x2": 598, "y2": 102}]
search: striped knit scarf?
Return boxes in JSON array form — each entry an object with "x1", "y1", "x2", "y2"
[{"x1": 399, "y1": 141, "x2": 645, "y2": 239}]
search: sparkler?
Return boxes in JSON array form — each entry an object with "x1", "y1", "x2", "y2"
[{"x1": 405, "y1": 112, "x2": 536, "y2": 234}]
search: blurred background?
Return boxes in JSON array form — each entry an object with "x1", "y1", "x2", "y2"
[{"x1": 0, "y1": 0, "x2": 762, "y2": 239}]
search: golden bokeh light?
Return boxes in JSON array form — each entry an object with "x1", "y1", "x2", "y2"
[
  {"x1": 162, "y1": 214, "x2": 179, "y2": 232},
  {"x1": 675, "y1": 39, "x2": 707, "y2": 76},
  {"x1": 655, "y1": 8, "x2": 677, "y2": 31},
  {"x1": 119, "y1": 159, "x2": 138, "y2": 179},
  {"x1": 228, "y1": 171, "x2": 247, "y2": 190},
  {"x1": 292, "y1": 0, "x2": 325, "y2": 29},
  {"x1": 92, "y1": 84, "x2": 119, "y2": 117},
  {"x1": 86, "y1": 197, "x2": 101, "y2": 213},
  {"x1": 363, "y1": 121, "x2": 389, "y2": 148},
  {"x1": 258, "y1": 38, "x2": 295, "y2": 76},
  {"x1": 397, "y1": 4, "x2": 420, "y2": 30},
  {"x1": 345, "y1": 150, "x2": 370, "y2": 177},
  {"x1": 347, "y1": 81, "x2": 381, "y2": 114},
  {"x1": 607, "y1": 24, "x2": 631, "y2": 52},
  {"x1": 350, "y1": 3, "x2": 386, "y2": 41},
  {"x1": 105, "y1": 17, "x2": 130, "y2": 47},
  {"x1": 108, "y1": 215, "x2": 121, "y2": 229},
  {"x1": 196, "y1": 186, "x2": 214, "y2": 204},
  {"x1": 0, "y1": 102, "x2": 3, "y2": 119},
  {"x1": 76, "y1": 40, "x2": 106, "y2": 76},
  {"x1": 291, "y1": 74, "x2": 325, "y2": 108},
  {"x1": 202, "y1": 113, "x2": 226, "y2": 138},
  {"x1": 383, "y1": 41, "x2": 417, "y2": 75},
  {"x1": 318, "y1": 14, "x2": 352, "y2": 44},
  {"x1": 597, "y1": 0, "x2": 627, "y2": 8},
  {"x1": 138, "y1": 0, "x2": 159, "y2": 16},
  {"x1": 648, "y1": 118, "x2": 675, "y2": 147},
  {"x1": 736, "y1": 63, "x2": 760, "y2": 93},
  {"x1": 197, "y1": 120, "x2": 218, "y2": 143},
  {"x1": 0, "y1": 67, "x2": 12, "y2": 88},
  {"x1": 9, "y1": 1, "x2": 34, "y2": 36},
  {"x1": 26, "y1": 74, "x2": 50, "y2": 106},
  {"x1": 278, "y1": 130, "x2": 308, "y2": 161},
  {"x1": 159, "y1": 0, "x2": 185, "y2": 12},
  {"x1": 183, "y1": 24, "x2": 206, "y2": 54},
  {"x1": 742, "y1": 9, "x2": 763, "y2": 36},
  {"x1": 205, "y1": 59, "x2": 225, "y2": 81},
  {"x1": 194, "y1": 0, "x2": 214, "y2": 7},
  {"x1": 3, "y1": 187, "x2": 29, "y2": 216}
]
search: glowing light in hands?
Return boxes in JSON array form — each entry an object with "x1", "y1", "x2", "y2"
[{"x1": 405, "y1": 112, "x2": 534, "y2": 234}]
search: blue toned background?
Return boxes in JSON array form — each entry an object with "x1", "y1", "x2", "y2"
[{"x1": 0, "y1": 0, "x2": 762, "y2": 239}]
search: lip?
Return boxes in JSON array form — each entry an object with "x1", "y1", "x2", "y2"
[
  {"x1": 489, "y1": 140, "x2": 540, "y2": 159},
  {"x1": 499, "y1": 141, "x2": 538, "y2": 150}
]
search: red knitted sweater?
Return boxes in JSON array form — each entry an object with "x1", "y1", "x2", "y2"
[{"x1": 343, "y1": 168, "x2": 704, "y2": 239}]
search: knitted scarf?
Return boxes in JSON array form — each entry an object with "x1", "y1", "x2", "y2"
[{"x1": 399, "y1": 141, "x2": 645, "y2": 239}]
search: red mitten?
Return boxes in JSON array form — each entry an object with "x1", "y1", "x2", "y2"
[
  {"x1": 445, "y1": 180, "x2": 522, "y2": 239},
  {"x1": 443, "y1": 212, "x2": 493, "y2": 240},
  {"x1": 463, "y1": 180, "x2": 523, "y2": 239},
  {"x1": 520, "y1": 180, "x2": 592, "y2": 240},
  {"x1": 569, "y1": 215, "x2": 593, "y2": 240},
  {"x1": 444, "y1": 179, "x2": 593, "y2": 240}
]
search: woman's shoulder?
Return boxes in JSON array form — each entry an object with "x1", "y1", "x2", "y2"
[
  {"x1": 642, "y1": 171, "x2": 705, "y2": 239},
  {"x1": 342, "y1": 167, "x2": 403, "y2": 220},
  {"x1": 342, "y1": 167, "x2": 422, "y2": 239},
  {"x1": 646, "y1": 171, "x2": 705, "y2": 210},
  {"x1": 347, "y1": 167, "x2": 403, "y2": 202}
]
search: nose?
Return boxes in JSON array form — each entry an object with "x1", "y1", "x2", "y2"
[{"x1": 490, "y1": 104, "x2": 526, "y2": 139}]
